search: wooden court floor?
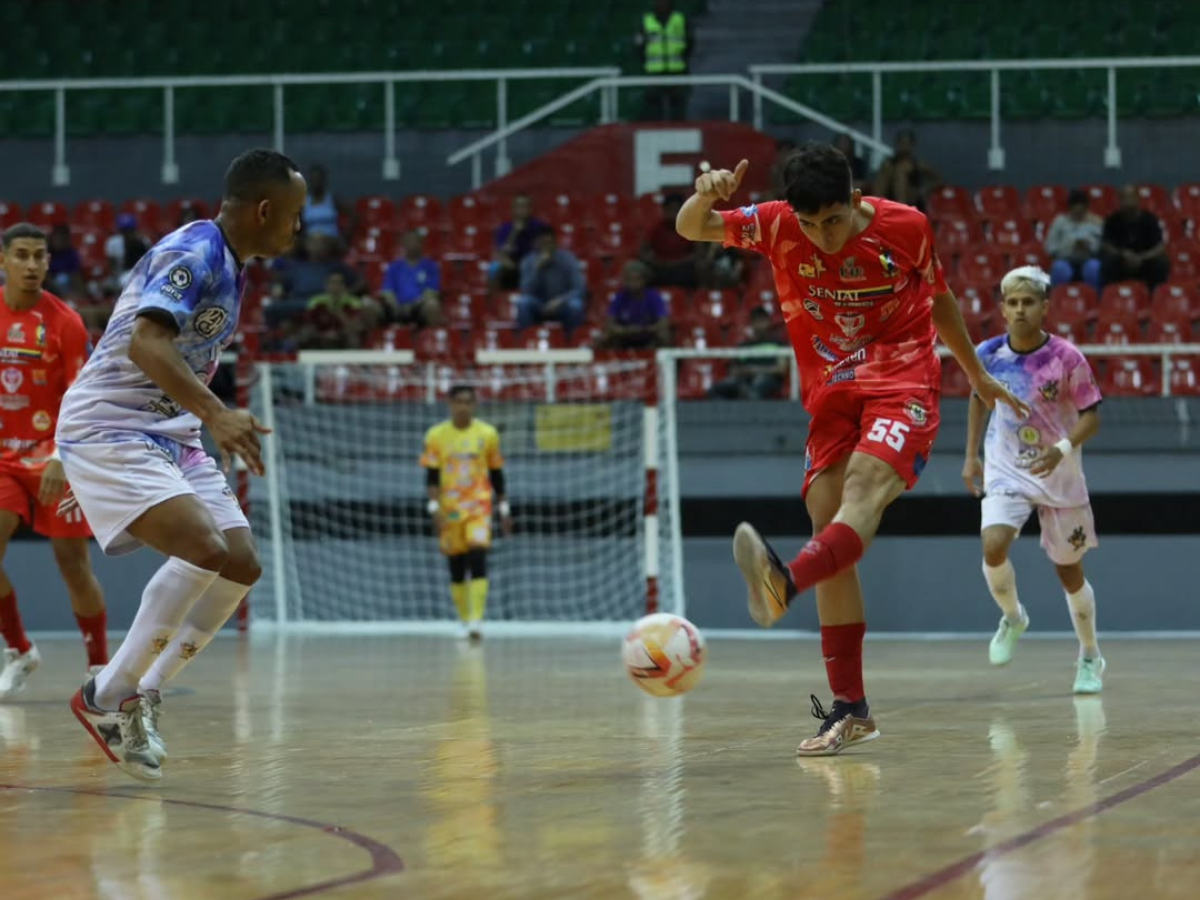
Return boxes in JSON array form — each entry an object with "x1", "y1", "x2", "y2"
[{"x1": 1, "y1": 633, "x2": 1198, "y2": 900}]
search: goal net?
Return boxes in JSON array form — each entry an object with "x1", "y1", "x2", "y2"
[{"x1": 248, "y1": 348, "x2": 679, "y2": 628}]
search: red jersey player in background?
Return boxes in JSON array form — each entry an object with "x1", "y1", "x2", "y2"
[
  {"x1": 0, "y1": 223, "x2": 107, "y2": 696},
  {"x1": 676, "y1": 142, "x2": 1029, "y2": 756}
]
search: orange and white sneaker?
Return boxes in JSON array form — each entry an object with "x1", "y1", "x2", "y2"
[
  {"x1": 797, "y1": 694, "x2": 880, "y2": 757},
  {"x1": 732, "y1": 522, "x2": 796, "y2": 628}
]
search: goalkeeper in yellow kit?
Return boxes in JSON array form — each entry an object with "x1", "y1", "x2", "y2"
[{"x1": 421, "y1": 385, "x2": 512, "y2": 640}]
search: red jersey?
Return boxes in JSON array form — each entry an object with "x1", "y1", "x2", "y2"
[
  {"x1": 720, "y1": 198, "x2": 948, "y2": 410},
  {"x1": 0, "y1": 289, "x2": 89, "y2": 472}
]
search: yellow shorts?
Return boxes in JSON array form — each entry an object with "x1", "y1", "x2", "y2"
[{"x1": 440, "y1": 514, "x2": 492, "y2": 556}]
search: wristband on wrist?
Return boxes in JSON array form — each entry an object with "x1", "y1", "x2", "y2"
[
  {"x1": 498, "y1": 500, "x2": 511, "y2": 517},
  {"x1": 427, "y1": 499, "x2": 439, "y2": 515},
  {"x1": 1053, "y1": 438, "x2": 1074, "y2": 456}
]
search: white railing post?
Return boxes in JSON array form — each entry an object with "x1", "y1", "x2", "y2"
[
  {"x1": 496, "y1": 77, "x2": 511, "y2": 177},
  {"x1": 382, "y1": 80, "x2": 400, "y2": 180},
  {"x1": 600, "y1": 78, "x2": 612, "y2": 123},
  {"x1": 871, "y1": 70, "x2": 884, "y2": 169},
  {"x1": 471, "y1": 153, "x2": 482, "y2": 191},
  {"x1": 52, "y1": 87, "x2": 69, "y2": 186},
  {"x1": 752, "y1": 70, "x2": 763, "y2": 131},
  {"x1": 162, "y1": 85, "x2": 180, "y2": 184},
  {"x1": 272, "y1": 82, "x2": 285, "y2": 152},
  {"x1": 988, "y1": 68, "x2": 1005, "y2": 170},
  {"x1": 1162, "y1": 350, "x2": 1172, "y2": 397},
  {"x1": 1105, "y1": 66, "x2": 1122, "y2": 167},
  {"x1": 729, "y1": 82, "x2": 739, "y2": 121}
]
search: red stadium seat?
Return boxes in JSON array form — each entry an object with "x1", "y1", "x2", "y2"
[
  {"x1": 1151, "y1": 283, "x2": 1200, "y2": 320},
  {"x1": 471, "y1": 328, "x2": 516, "y2": 352},
  {"x1": 961, "y1": 309, "x2": 994, "y2": 343},
  {"x1": 1169, "y1": 243, "x2": 1198, "y2": 280},
  {"x1": 940, "y1": 360, "x2": 973, "y2": 397},
  {"x1": 1147, "y1": 317, "x2": 1194, "y2": 344},
  {"x1": 1173, "y1": 183, "x2": 1200, "y2": 224},
  {"x1": 365, "y1": 326, "x2": 414, "y2": 351},
  {"x1": 73, "y1": 199, "x2": 115, "y2": 232},
  {"x1": 25, "y1": 201, "x2": 68, "y2": 228},
  {"x1": 1094, "y1": 311, "x2": 1140, "y2": 345},
  {"x1": 0, "y1": 201, "x2": 21, "y2": 229},
  {"x1": 677, "y1": 360, "x2": 728, "y2": 399},
  {"x1": 975, "y1": 185, "x2": 1021, "y2": 220},
  {"x1": 596, "y1": 221, "x2": 633, "y2": 255},
  {"x1": 677, "y1": 322, "x2": 723, "y2": 349},
  {"x1": 1099, "y1": 282, "x2": 1150, "y2": 319},
  {"x1": 987, "y1": 218, "x2": 1035, "y2": 247},
  {"x1": 518, "y1": 325, "x2": 567, "y2": 351},
  {"x1": 1168, "y1": 357, "x2": 1200, "y2": 395},
  {"x1": 1050, "y1": 317, "x2": 1086, "y2": 344},
  {"x1": 444, "y1": 223, "x2": 489, "y2": 261},
  {"x1": 443, "y1": 291, "x2": 489, "y2": 329},
  {"x1": 352, "y1": 227, "x2": 394, "y2": 260},
  {"x1": 363, "y1": 258, "x2": 390, "y2": 293},
  {"x1": 120, "y1": 199, "x2": 162, "y2": 233},
  {"x1": 356, "y1": 195, "x2": 397, "y2": 230},
  {"x1": 1136, "y1": 183, "x2": 1173, "y2": 220},
  {"x1": 956, "y1": 248, "x2": 1005, "y2": 285},
  {"x1": 927, "y1": 185, "x2": 973, "y2": 219},
  {"x1": 1102, "y1": 356, "x2": 1158, "y2": 397},
  {"x1": 398, "y1": 195, "x2": 441, "y2": 228},
  {"x1": 415, "y1": 327, "x2": 462, "y2": 360},
  {"x1": 488, "y1": 292, "x2": 521, "y2": 328},
  {"x1": 571, "y1": 324, "x2": 606, "y2": 348},
  {"x1": 956, "y1": 283, "x2": 993, "y2": 315},
  {"x1": 1024, "y1": 184, "x2": 1068, "y2": 225},
  {"x1": 555, "y1": 221, "x2": 582, "y2": 252},
  {"x1": 446, "y1": 194, "x2": 494, "y2": 231},
  {"x1": 1050, "y1": 282, "x2": 1098, "y2": 317},
  {"x1": 1082, "y1": 184, "x2": 1119, "y2": 217},
  {"x1": 1050, "y1": 302, "x2": 1094, "y2": 339},
  {"x1": 1005, "y1": 241, "x2": 1049, "y2": 270},
  {"x1": 935, "y1": 216, "x2": 984, "y2": 251},
  {"x1": 165, "y1": 198, "x2": 208, "y2": 227}
]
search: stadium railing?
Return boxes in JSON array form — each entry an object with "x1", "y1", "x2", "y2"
[{"x1": 749, "y1": 57, "x2": 1200, "y2": 171}]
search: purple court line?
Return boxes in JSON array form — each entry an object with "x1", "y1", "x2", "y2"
[
  {"x1": 875, "y1": 752, "x2": 1200, "y2": 900},
  {"x1": 0, "y1": 782, "x2": 404, "y2": 900}
]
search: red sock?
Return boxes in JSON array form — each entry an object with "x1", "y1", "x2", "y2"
[
  {"x1": 75, "y1": 611, "x2": 109, "y2": 667},
  {"x1": 0, "y1": 591, "x2": 31, "y2": 655},
  {"x1": 821, "y1": 622, "x2": 867, "y2": 703},
  {"x1": 787, "y1": 522, "x2": 865, "y2": 594}
]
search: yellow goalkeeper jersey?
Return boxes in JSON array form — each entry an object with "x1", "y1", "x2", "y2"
[{"x1": 420, "y1": 419, "x2": 504, "y2": 518}]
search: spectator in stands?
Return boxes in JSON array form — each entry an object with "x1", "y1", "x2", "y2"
[
  {"x1": 515, "y1": 227, "x2": 586, "y2": 336},
  {"x1": 641, "y1": 193, "x2": 708, "y2": 288},
  {"x1": 708, "y1": 307, "x2": 788, "y2": 400},
  {"x1": 871, "y1": 128, "x2": 941, "y2": 211},
  {"x1": 769, "y1": 139, "x2": 797, "y2": 200},
  {"x1": 634, "y1": 0, "x2": 693, "y2": 121},
  {"x1": 832, "y1": 133, "x2": 868, "y2": 188},
  {"x1": 302, "y1": 163, "x2": 353, "y2": 241},
  {"x1": 490, "y1": 194, "x2": 548, "y2": 291},
  {"x1": 46, "y1": 223, "x2": 84, "y2": 299},
  {"x1": 298, "y1": 272, "x2": 374, "y2": 350},
  {"x1": 381, "y1": 229, "x2": 443, "y2": 327},
  {"x1": 1045, "y1": 188, "x2": 1103, "y2": 290},
  {"x1": 273, "y1": 232, "x2": 363, "y2": 306},
  {"x1": 105, "y1": 213, "x2": 151, "y2": 289},
  {"x1": 176, "y1": 201, "x2": 203, "y2": 228},
  {"x1": 1101, "y1": 184, "x2": 1170, "y2": 290},
  {"x1": 597, "y1": 261, "x2": 671, "y2": 349}
]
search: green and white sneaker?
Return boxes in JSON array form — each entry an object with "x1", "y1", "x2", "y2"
[
  {"x1": 1073, "y1": 656, "x2": 1106, "y2": 694},
  {"x1": 988, "y1": 607, "x2": 1029, "y2": 666}
]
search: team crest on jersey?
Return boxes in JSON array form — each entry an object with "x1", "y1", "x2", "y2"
[
  {"x1": 31, "y1": 369, "x2": 46, "y2": 385},
  {"x1": 878, "y1": 248, "x2": 898, "y2": 278},
  {"x1": 1068, "y1": 526, "x2": 1088, "y2": 550},
  {"x1": 811, "y1": 336, "x2": 839, "y2": 362},
  {"x1": 1018, "y1": 425, "x2": 1040, "y2": 445},
  {"x1": 1039, "y1": 379, "x2": 1059, "y2": 401},
  {"x1": 832, "y1": 334, "x2": 870, "y2": 353},
  {"x1": 739, "y1": 204, "x2": 758, "y2": 218},
  {"x1": 834, "y1": 313, "x2": 865, "y2": 337},
  {"x1": 1, "y1": 367, "x2": 22, "y2": 394},
  {"x1": 839, "y1": 257, "x2": 866, "y2": 281},
  {"x1": 879, "y1": 298, "x2": 901, "y2": 320},
  {"x1": 35, "y1": 323, "x2": 46, "y2": 346},
  {"x1": 169, "y1": 266, "x2": 193, "y2": 290},
  {"x1": 802, "y1": 297, "x2": 824, "y2": 320},
  {"x1": 194, "y1": 308, "x2": 228, "y2": 339},
  {"x1": 903, "y1": 399, "x2": 927, "y2": 426},
  {"x1": 6, "y1": 324, "x2": 23, "y2": 344},
  {"x1": 31, "y1": 410, "x2": 51, "y2": 431},
  {"x1": 799, "y1": 255, "x2": 827, "y2": 279}
]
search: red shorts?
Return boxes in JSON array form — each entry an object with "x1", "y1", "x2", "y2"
[
  {"x1": 0, "y1": 465, "x2": 92, "y2": 539},
  {"x1": 802, "y1": 387, "x2": 940, "y2": 497}
]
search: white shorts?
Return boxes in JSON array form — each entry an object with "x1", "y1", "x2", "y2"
[
  {"x1": 59, "y1": 438, "x2": 248, "y2": 556},
  {"x1": 981, "y1": 491, "x2": 1098, "y2": 566}
]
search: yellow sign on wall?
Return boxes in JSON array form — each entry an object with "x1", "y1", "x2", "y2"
[{"x1": 535, "y1": 404, "x2": 613, "y2": 451}]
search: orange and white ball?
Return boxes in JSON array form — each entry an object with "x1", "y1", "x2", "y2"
[{"x1": 622, "y1": 613, "x2": 707, "y2": 697}]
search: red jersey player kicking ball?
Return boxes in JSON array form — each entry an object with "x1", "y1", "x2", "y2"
[
  {"x1": 676, "y1": 143, "x2": 1029, "y2": 756},
  {"x1": 0, "y1": 224, "x2": 107, "y2": 696}
]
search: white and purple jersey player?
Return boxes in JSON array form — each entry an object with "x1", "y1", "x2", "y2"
[
  {"x1": 56, "y1": 220, "x2": 250, "y2": 555},
  {"x1": 976, "y1": 333, "x2": 1103, "y2": 564}
]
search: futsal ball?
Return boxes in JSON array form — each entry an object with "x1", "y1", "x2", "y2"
[{"x1": 622, "y1": 613, "x2": 707, "y2": 697}]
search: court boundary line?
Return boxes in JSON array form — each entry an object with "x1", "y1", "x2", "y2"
[
  {"x1": 0, "y1": 783, "x2": 404, "y2": 900},
  {"x1": 876, "y1": 752, "x2": 1200, "y2": 900}
]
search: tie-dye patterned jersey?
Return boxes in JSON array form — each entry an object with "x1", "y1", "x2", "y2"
[
  {"x1": 977, "y1": 334, "x2": 1103, "y2": 507},
  {"x1": 720, "y1": 197, "x2": 946, "y2": 411},
  {"x1": 57, "y1": 220, "x2": 245, "y2": 449}
]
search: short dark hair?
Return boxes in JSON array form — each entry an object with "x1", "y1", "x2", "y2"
[
  {"x1": 1067, "y1": 188, "x2": 1089, "y2": 207},
  {"x1": 2, "y1": 223, "x2": 47, "y2": 249},
  {"x1": 781, "y1": 141, "x2": 854, "y2": 215},
  {"x1": 223, "y1": 148, "x2": 300, "y2": 202},
  {"x1": 449, "y1": 384, "x2": 475, "y2": 400}
]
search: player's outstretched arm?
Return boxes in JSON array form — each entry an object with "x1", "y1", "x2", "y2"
[
  {"x1": 930, "y1": 291, "x2": 1031, "y2": 418},
  {"x1": 962, "y1": 394, "x2": 988, "y2": 497},
  {"x1": 129, "y1": 314, "x2": 270, "y2": 474},
  {"x1": 675, "y1": 159, "x2": 749, "y2": 243}
]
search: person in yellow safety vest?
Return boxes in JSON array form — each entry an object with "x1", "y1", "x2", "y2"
[{"x1": 634, "y1": 0, "x2": 693, "y2": 121}]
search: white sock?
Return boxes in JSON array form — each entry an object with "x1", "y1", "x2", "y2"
[
  {"x1": 94, "y1": 558, "x2": 220, "y2": 709},
  {"x1": 983, "y1": 559, "x2": 1023, "y2": 623},
  {"x1": 139, "y1": 577, "x2": 250, "y2": 693},
  {"x1": 1066, "y1": 580, "x2": 1099, "y2": 659}
]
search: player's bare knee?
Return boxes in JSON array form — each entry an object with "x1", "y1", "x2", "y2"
[
  {"x1": 184, "y1": 530, "x2": 230, "y2": 573},
  {"x1": 1055, "y1": 562, "x2": 1085, "y2": 593},
  {"x1": 51, "y1": 539, "x2": 93, "y2": 583},
  {"x1": 982, "y1": 542, "x2": 1009, "y2": 568}
]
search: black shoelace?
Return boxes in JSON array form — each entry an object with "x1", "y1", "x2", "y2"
[{"x1": 809, "y1": 694, "x2": 859, "y2": 736}]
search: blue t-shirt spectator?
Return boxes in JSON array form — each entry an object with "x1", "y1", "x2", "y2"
[
  {"x1": 609, "y1": 287, "x2": 667, "y2": 327},
  {"x1": 383, "y1": 257, "x2": 440, "y2": 305}
]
